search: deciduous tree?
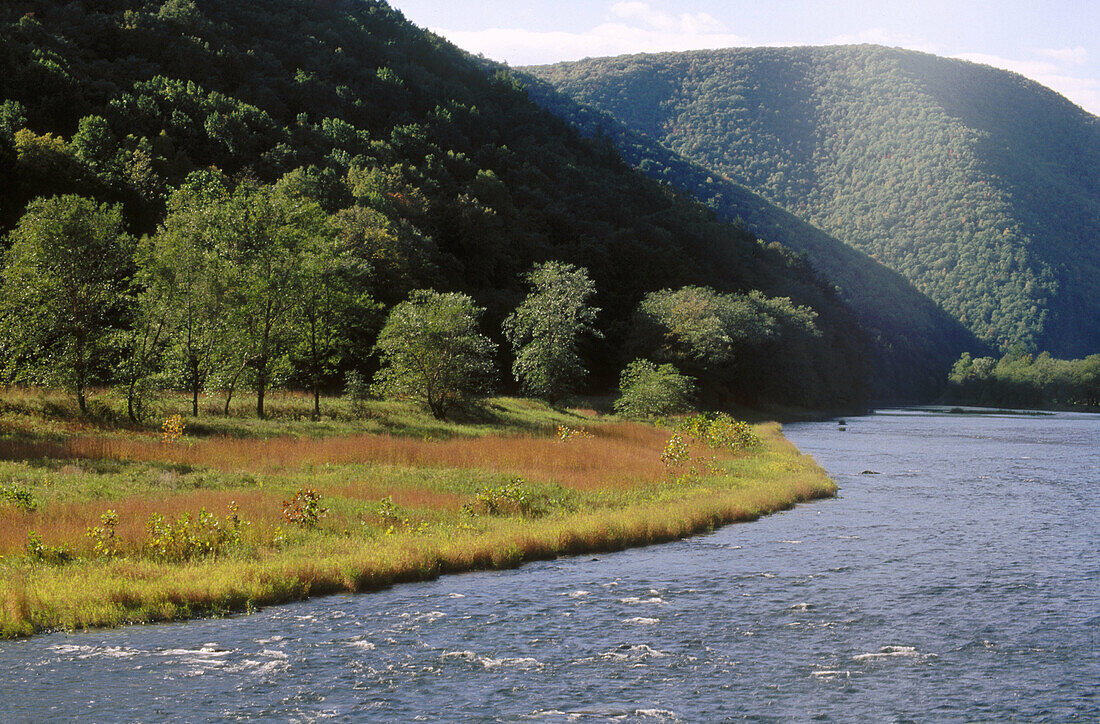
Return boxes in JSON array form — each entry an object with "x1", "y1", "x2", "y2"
[
  {"x1": 373, "y1": 290, "x2": 496, "y2": 420},
  {"x1": 502, "y1": 261, "x2": 601, "y2": 404}
]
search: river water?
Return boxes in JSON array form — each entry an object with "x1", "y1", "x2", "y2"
[{"x1": 0, "y1": 409, "x2": 1097, "y2": 722}]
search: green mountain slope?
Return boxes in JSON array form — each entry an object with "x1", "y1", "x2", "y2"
[
  {"x1": 519, "y1": 70, "x2": 978, "y2": 398},
  {"x1": 0, "y1": 1, "x2": 872, "y2": 408},
  {"x1": 526, "y1": 45, "x2": 1100, "y2": 357}
]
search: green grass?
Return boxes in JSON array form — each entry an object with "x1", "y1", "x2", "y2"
[{"x1": 0, "y1": 387, "x2": 835, "y2": 638}]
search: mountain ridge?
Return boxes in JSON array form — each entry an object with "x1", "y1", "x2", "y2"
[{"x1": 525, "y1": 44, "x2": 1100, "y2": 357}]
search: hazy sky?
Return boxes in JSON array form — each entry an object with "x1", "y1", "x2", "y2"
[{"x1": 387, "y1": 0, "x2": 1100, "y2": 116}]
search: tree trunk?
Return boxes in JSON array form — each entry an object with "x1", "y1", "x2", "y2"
[
  {"x1": 127, "y1": 378, "x2": 138, "y2": 423},
  {"x1": 190, "y1": 355, "x2": 200, "y2": 417},
  {"x1": 74, "y1": 333, "x2": 88, "y2": 416},
  {"x1": 256, "y1": 356, "x2": 267, "y2": 419}
]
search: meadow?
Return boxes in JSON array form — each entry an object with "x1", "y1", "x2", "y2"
[{"x1": 0, "y1": 387, "x2": 835, "y2": 638}]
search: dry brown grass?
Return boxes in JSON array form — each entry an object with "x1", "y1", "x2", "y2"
[
  {"x1": 0, "y1": 489, "x2": 278, "y2": 557},
  {"x1": 0, "y1": 422, "x2": 679, "y2": 489}
]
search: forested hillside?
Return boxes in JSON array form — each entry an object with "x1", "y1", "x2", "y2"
[
  {"x1": 519, "y1": 71, "x2": 978, "y2": 398},
  {"x1": 0, "y1": 0, "x2": 873, "y2": 410},
  {"x1": 527, "y1": 46, "x2": 1100, "y2": 357}
]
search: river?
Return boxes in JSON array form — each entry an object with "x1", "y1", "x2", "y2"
[{"x1": 0, "y1": 409, "x2": 1097, "y2": 721}]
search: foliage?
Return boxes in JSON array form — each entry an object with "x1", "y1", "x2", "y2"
[
  {"x1": 0, "y1": 0, "x2": 874, "y2": 410},
  {"x1": 613, "y1": 359, "x2": 696, "y2": 419},
  {"x1": 25, "y1": 532, "x2": 72, "y2": 565},
  {"x1": 631, "y1": 286, "x2": 824, "y2": 406},
  {"x1": 86, "y1": 509, "x2": 119, "y2": 558},
  {"x1": 503, "y1": 261, "x2": 602, "y2": 403},
  {"x1": 660, "y1": 433, "x2": 690, "y2": 468},
  {"x1": 464, "y1": 478, "x2": 540, "y2": 517},
  {"x1": 373, "y1": 290, "x2": 497, "y2": 420},
  {"x1": 343, "y1": 369, "x2": 372, "y2": 417},
  {"x1": 0, "y1": 195, "x2": 132, "y2": 414},
  {"x1": 678, "y1": 413, "x2": 761, "y2": 451},
  {"x1": 1, "y1": 482, "x2": 37, "y2": 512},
  {"x1": 282, "y1": 489, "x2": 328, "y2": 528},
  {"x1": 528, "y1": 46, "x2": 1100, "y2": 358},
  {"x1": 947, "y1": 351, "x2": 1100, "y2": 409},
  {"x1": 556, "y1": 424, "x2": 592, "y2": 441},
  {"x1": 161, "y1": 414, "x2": 186, "y2": 444},
  {"x1": 146, "y1": 503, "x2": 246, "y2": 560},
  {"x1": 376, "y1": 496, "x2": 406, "y2": 532}
]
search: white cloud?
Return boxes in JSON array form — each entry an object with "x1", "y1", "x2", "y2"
[
  {"x1": 432, "y1": 21, "x2": 751, "y2": 66},
  {"x1": 422, "y1": 4, "x2": 1099, "y2": 117},
  {"x1": 425, "y1": 1, "x2": 747, "y2": 66},
  {"x1": 610, "y1": 2, "x2": 724, "y2": 34},
  {"x1": 1033, "y1": 46, "x2": 1088, "y2": 66}
]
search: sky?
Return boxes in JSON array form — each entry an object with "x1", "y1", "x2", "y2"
[{"x1": 386, "y1": 0, "x2": 1100, "y2": 116}]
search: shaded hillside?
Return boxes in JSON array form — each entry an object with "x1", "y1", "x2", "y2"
[
  {"x1": 0, "y1": 1, "x2": 871, "y2": 408},
  {"x1": 527, "y1": 45, "x2": 1100, "y2": 357},
  {"x1": 519, "y1": 70, "x2": 979, "y2": 398}
]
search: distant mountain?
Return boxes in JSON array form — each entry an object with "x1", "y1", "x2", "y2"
[
  {"x1": 0, "y1": 1, "x2": 872, "y2": 408},
  {"x1": 526, "y1": 45, "x2": 1100, "y2": 357},
  {"x1": 518, "y1": 70, "x2": 978, "y2": 398}
]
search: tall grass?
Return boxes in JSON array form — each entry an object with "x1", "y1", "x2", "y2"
[{"x1": 0, "y1": 387, "x2": 836, "y2": 638}]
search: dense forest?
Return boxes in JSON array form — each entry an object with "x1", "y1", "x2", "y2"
[
  {"x1": 0, "y1": 0, "x2": 874, "y2": 413},
  {"x1": 947, "y1": 351, "x2": 1100, "y2": 409},
  {"x1": 527, "y1": 46, "x2": 1100, "y2": 358},
  {"x1": 518, "y1": 70, "x2": 979, "y2": 399}
]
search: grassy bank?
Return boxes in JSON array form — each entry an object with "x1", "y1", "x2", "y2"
[{"x1": 0, "y1": 388, "x2": 835, "y2": 638}]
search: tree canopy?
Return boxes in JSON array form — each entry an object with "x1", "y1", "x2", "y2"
[
  {"x1": 503, "y1": 261, "x2": 601, "y2": 403},
  {"x1": 373, "y1": 290, "x2": 497, "y2": 420}
]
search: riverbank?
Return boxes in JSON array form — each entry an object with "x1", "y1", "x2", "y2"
[{"x1": 0, "y1": 388, "x2": 835, "y2": 638}]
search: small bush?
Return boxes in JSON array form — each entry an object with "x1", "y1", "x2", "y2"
[
  {"x1": 161, "y1": 414, "x2": 186, "y2": 444},
  {"x1": 556, "y1": 424, "x2": 591, "y2": 441},
  {"x1": 344, "y1": 370, "x2": 371, "y2": 417},
  {"x1": 26, "y1": 532, "x2": 71, "y2": 565},
  {"x1": 146, "y1": 502, "x2": 247, "y2": 561},
  {"x1": 1, "y1": 482, "x2": 37, "y2": 512},
  {"x1": 464, "y1": 478, "x2": 542, "y2": 517},
  {"x1": 376, "y1": 496, "x2": 408, "y2": 533},
  {"x1": 679, "y1": 413, "x2": 760, "y2": 451},
  {"x1": 660, "y1": 433, "x2": 690, "y2": 468},
  {"x1": 613, "y1": 359, "x2": 696, "y2": 420},
  {"x1": 282, "y1": 489, "x2": 328, "y2": 528},
  {"x1": 86, "y1": 509, "x2": 120, "y2": 558}
]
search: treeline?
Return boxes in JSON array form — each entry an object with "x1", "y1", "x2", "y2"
[
  {"x1": 527, "y1": 45, "x2": 1100, "y2": 357},
  {"x1": 0, "y1": 0, "x2": 872, "y2": 411},
  {"x1": 0, "y1": 186, "x2": 831, "y2": 421},
  {"x1": 947, "y1": 351, "x2": 1100, "y2": 409}
]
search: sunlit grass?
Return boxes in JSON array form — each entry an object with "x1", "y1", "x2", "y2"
[{"x1": 0, "y1": 386, "x2": 835, "y2": 638}]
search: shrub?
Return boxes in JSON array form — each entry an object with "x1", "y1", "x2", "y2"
[
  {"x1": 678, "y1": 413, "x2": 760, "y2": 451},
  {"x1": 464, "y1": 478, "x2": 541, "y2": 517},
  {"x1": 343, "y1": 369, "x2": 371, "y2": 417},
  {"x1": 613, "y1": 359, "x2": 696, "y2": 419},
  {"x1": 146, "y1": 502, "x2": 246, "y2": 560},
  {"x1": 376, "y1": 495, "x2": 407, "y2": 532},
  {"x1": 282, "y1": 489, "x2": 328, "y2": 528},
  {"x1": 1, "y1": 482, "x2": 37, "y2": 512},
  {"x1": 556, "y1": 424, "x2": 592, "y2": 441},
  {"x1": 86, "y1": 509, "x2": 120, "y2": 558},
  {"x1": 25, "y1": 532, "x2": 71, "y2": 565},
  {"x1": 161, "y1": 414, "x2": 186, "y2": 444},
  {"x1": 660, "y1": 433, "x2": 690, "y2": 467}
]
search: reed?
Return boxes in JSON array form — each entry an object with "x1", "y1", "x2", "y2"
[{"x1": 0, "y1": 388, "x2": 835, "y2": 638}]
